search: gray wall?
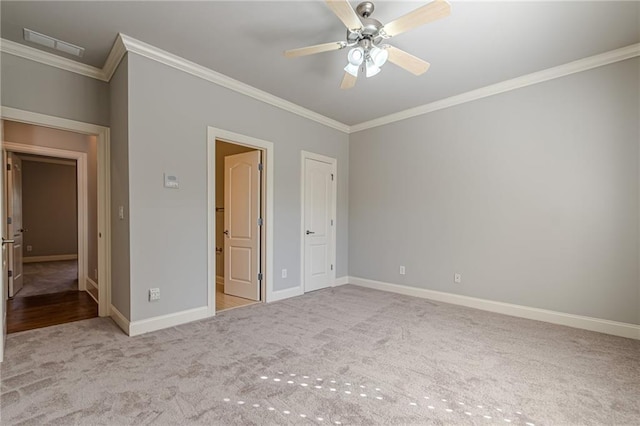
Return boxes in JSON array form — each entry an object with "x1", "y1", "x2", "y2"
[
  {"x1": 3, "y1": 121, "x2": 99, "y2": 283},
  {"x1": 109, "y1": 55, "x2": 131, "y2": 319},
  {"x1": 1, "y1": 53, "x2": 110, "y2": 127},
  {"x1": 126, "y1": 53, "x2": 349, "y2": 321},
  {"x1": 21, "y1": 160, "x2": 77, "y2": 257},
  {"x1": 349, "y1": 58, "x2": 640, "y2": 325},
  {"x1": 215, "y1": 140, "x2": 255, "y2": 277}
]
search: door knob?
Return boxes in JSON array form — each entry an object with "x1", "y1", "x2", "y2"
[
  {"x1": 2, "y1": 238, "x2": 15, "y2": 245},
  {"x1": 306, "y1": 230, "x2": 315, "y2": 235}
]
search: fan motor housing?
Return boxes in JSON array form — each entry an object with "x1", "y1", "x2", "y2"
[{"x1": 347, "y1": 16, "x2": 384, "y2": 45}]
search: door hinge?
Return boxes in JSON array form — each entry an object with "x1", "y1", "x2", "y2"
[
  {"x1": 6, "y1": 163, "x2": 11, "y2": 171},
  {"x1": 258, "y1": 272, "x2": 263, "y2": 281},
  {"x1": 331, "y1": 173, "x2": 334, "y2": 181},
  {"x1": 331, "y1": 219, "x2": 334, "y2": 226},
  {"x1": 8, "y1": 270, "x2": 12, "y2": 278},
  {"x1": 331, "y1": 264, "x2": 334, "y2": 271},
  {"x1": 7, "y1": 217, "x2": 12, "y2": 225},
  {"x1": 257, "y1": 217, "x2": 263, "y2": 227},
  {"x1": 258, "y1": 163, "x2": 263, "y2": 172}
]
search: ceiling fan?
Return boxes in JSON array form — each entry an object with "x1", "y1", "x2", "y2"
[{"x1": 284, "y1": 0, "x2": 451, "y2": 89}]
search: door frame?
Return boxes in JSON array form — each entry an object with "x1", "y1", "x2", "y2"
[
  {"x1": 300, "y1": 151, "x2": 337, "y2": 293},
  {"x1": 5, "y1": 143, "x2": 88, "y2": 295},
  {"x1": 0, "y1": 107, "x2": 111, "y2": 320},
  {"x1": 207, "y1": 127, "x2": 274, "y2": 315}
]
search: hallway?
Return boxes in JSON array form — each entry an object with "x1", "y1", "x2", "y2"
[{"x1": 7, "y1": 260, "x2": 97, "y2": 333}]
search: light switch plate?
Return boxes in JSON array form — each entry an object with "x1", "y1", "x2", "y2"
[{"x1": 164, "y1": 173, "x2": 179, "y2": 189}]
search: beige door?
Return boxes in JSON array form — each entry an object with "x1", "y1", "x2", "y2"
[
  {"x1": 7, "y1": 153, "x2": 23, "y2": 297},
  {"x1": 224, "y1": 150, "x2": 261, "y2": 301},
  {"x1": 303, "y1": 157, "x2": 335, "y2": 292}
]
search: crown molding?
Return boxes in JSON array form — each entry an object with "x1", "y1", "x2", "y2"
[
  {"x1": 118, "y1": 34, "x2": 350, "y2": 134},
  {"x1": 101, "y1": 34, "x2": 127, "y2": 81},
  {"x1": 0, "y1": 34, "x2": 350, "y2": 133},
  {"x1": 350, "y1": 42, "x2": 640, "y2": 133},
  {"x1": 2, "y1": 35, "x2": 638, "y2": 135},
  {"x1": 0, "y1": 38, "x2": 107, "y2": 81}
]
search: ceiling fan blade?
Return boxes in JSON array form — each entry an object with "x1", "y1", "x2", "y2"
[
  {"x1": 284, "y1": 41, "x2": 346, "y2": 58},
  {"x1": 385, "y1": 46, "x2": 431, "y2": 75},
  {"x1": 326, "y1": 0, "x2": 363, "y2": 31},
  {"x1": 381, "y1": 0, "x2": 451, "y2": 38},
  {"x1": 340, "y1": 72, "x2": 357, "y2": 89}
]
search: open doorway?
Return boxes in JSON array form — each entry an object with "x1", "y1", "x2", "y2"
[
  {"x1": 3, "y1": 121, "x2": 98, "y2": 333},
  {"x1": 214, "y1": 139, "x2": 264, "y2": 312}
]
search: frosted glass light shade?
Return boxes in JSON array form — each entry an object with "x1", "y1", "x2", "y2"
[
  {"x1": 370, "y1": 46, "x2": 389, "y2": 67},
  {"x1": 347, "y1": 47, "x2": 365, "y2": 66},
  {"x1": 365, "y1": 59, "x2": 380, "y2": 77},
  {"x1": 344, "y1": 63, "x2": 359, "y2": 77}
]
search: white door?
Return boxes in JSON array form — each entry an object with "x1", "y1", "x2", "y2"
[
  {"x1": 7, "y1": 153, "x2": 23, "y2": 297},
  {"x1": 303, "y1": 155, "x2": 336, "y2": 292},
  {"x1": 224, "y1": 150, "x2": 261, "y2": 301}
]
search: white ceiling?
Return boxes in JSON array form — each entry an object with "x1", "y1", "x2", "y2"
[{"x1": 2, "y1": 1, "x2": 638, "y2": 125}]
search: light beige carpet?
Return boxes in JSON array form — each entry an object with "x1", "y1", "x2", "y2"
[
  {"x1": 1, "y1": 285, "x2": 639, "y2": 425},
  {"x1": 16, "y1": 260, "x2": 78, "y2": 298}
]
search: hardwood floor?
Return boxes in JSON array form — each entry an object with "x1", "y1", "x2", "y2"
[
  {"x1": 216, "y1": 284, "x2": 259, "y2": 312},
  {"x1": 7, "y1": 291, "x2": 98, "y2": 334}
]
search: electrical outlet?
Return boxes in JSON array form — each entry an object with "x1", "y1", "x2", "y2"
[
  {"x1": 26, "y1": 245, "x2": 33, "y2": 252},
  {"x1": 282, "y1": 269, "x2": 287, "y2": 278},
  {"x1": 399, "y1": 265, "x2": 406, "y2": 275},
  {"x1": 454, "y1": 273, "x2": 462, "y2": 283},
  {"x1": 149, "y1": 288, "x2": 160, "y2": 301}
]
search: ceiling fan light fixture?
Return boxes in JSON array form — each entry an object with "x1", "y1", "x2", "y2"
[
  {"x1": 344, "y1": 63, "x2": 360, "y2": 77},
  {"x1": 347, "y1": 46, "x2": 365, "y2": 66},
  {"x1": 365, "y1": 59, "x2": 381, "y2": 78},
  {"x1": 370, "y1": 46, "x2": 389, "y2": 67}
]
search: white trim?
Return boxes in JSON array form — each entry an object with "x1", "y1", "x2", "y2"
[
  {"x1": 109, "y1": 304, "x2": 130, "y2": 335},
  {"x1": 4, "y1": 142, "x2": 88, "y2": 291},
  {"x1": 86, "y1": 277, "x2": 99, "y2": 291},
  {"x1": 121, "y1": 35, "x2": 349, "y2": 134},
  {"x1": 334, "y1": 276, "x2": 349, "y2": 287},
  {"x1": 269, "y1": 286, "x2": 304, "y2": 303},
  {"x1": 1, "y1": 107, "x2": 111, "y2": 317},
  {"x1": 19, "y1": 156, "x2": 76, "y2": 166},
  {"x1": 0, "y1": 38, "x2": 106, "y2": 81},
  {"x1": 349, "y1": 276, "x2": 640, "y2": 340},
  {"x1": 207, "y1": 127, "x2": 275, "y2": 314},
  {"x1": 351, "y1": 43, "x2": 640, "y2": 133},
  {"x1": 23, "y1": 254, "x2": 78, "y2": 263},
  {"x1": 85, "y1": 277, "x2": 99, "y2": 304},
  {"x1": 129, "y1": 306, "x2": 210, "y2": 337},
  {"x1": 300, "y1": 151, "x2": 337, "y2": 294},
  {"x1": 3, "y1": 36, "x2": 637, "y2": 135},
  {"x1": 2, "y1": 106, "x2": 107, "y2": 135},
  {"x1": 101, "y1": 34, "x2": 127, "y2": 82}
]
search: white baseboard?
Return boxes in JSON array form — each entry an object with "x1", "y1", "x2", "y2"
[
  {"x1": 348, "y1": 276, "x2": 640, "y2": 340},
  {"x1": 268, "y1": 285, "x2": 303, "y2": 302},
  {"x1": 86, "y1": 277, "x2": 99, "y2": 290},
  {"x1": 85, "y1": 278, "x2": 99, "y2": 303},
  {"x1": 128, "y1": 306, "x2": 210, "y2": 337},
  {"x1": 109, "y1": 304, "x2": 130, "y2": 335},
  {"x1": 23, "y1": 254, "x2": 78, "y2": 263},
  {"x1": 334, "y1": 276, "x2": 349, "y2": 287}
]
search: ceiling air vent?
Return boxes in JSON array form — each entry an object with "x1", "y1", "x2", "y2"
[{"x1": 23, "y1": 28, "x2": 84, "y2": 57}]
